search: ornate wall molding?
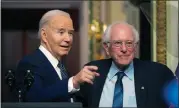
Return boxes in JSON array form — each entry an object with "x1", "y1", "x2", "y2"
[
  {"x1": 156, "y1": 1, "x2": 167, "y2": 65},
  {"x1": 88, "y1": 1, "x2": 107, "y2": 60}
]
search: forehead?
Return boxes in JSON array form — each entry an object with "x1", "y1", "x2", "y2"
[
  {"x1": 48, "y1": 14, "x2": 74, "y2": 30},
  {"x1": 110, "y1": 24, "x2": 134, "y2": 41}
]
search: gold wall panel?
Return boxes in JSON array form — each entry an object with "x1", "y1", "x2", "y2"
[{"x1": 156, "y1": 1, "x2": 167, "y2": 65}]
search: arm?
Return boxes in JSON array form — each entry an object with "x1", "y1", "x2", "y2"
[{"x1": 16, "y1": 60, "x2": 100, "y2": 102}]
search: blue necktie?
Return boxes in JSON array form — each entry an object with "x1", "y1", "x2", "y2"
[
  {"x1": 112, "y1": 72, "x2": 125, "y2": 108},
  {"x1": 58, "y1": 61, "x2": 68, "y2": 79}
]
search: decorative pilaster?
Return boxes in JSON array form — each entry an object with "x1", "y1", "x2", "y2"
[
  {"x1": 156, "y1": 1, "x2": 167, "y2": 65},
  {"x1": 88, "y1": 0, "x2": 107, "y2": 61}
]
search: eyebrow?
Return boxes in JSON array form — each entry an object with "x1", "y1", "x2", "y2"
[
  {"x1": 68, "y1": 30, "x2": 75, "y2": 33},
  {"x1": 57, "y1": 28, "x2": 75, "y2": 32}
]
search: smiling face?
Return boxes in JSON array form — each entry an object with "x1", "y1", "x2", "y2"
[
  {"x1": 103, "y1": 24, "x2": 137, "y2": 68},
  {"x1": 40, "y1": 14, "x2": 74, "y2": 60}
]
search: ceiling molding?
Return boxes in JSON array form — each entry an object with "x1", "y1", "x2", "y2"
[{"x1": 2, "y1": 1, "x2": 82, "y2": 9}]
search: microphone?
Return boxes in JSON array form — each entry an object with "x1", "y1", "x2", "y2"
[
  {"x1": 17, "y1": 69, "x2": 34, "y2": 102},
  {"x1": 24, "y1": 70, "x2": 34, "y2": 91},
  {"x1": 5, "y1": 69, "x2": 15, "y2": 91}
]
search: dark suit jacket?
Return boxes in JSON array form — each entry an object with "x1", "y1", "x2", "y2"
[
  {"x1": 80, "y1": 58, "x2": 175, "y2": 108},
  {"x1": 15, "y1": 49, "x2": 71, "y2": 102}
]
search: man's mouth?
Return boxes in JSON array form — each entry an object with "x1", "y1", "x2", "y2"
[
  {"x1": 120, "y1": 55, "x2": 130, "y2": 58},
  {"x1": 121, "y1": 55, "x2": 129, "y2": 57},
  {"x1": 60, "y1": 45, "x2": 70, "y2": 48}
]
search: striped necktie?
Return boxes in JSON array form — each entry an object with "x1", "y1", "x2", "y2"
[
  {"x1": 57, "y1": 61, "x2": 68, "y2": 79},
  {"x1": 112, "y1": 72, "x2": 125, "y2": 108}
]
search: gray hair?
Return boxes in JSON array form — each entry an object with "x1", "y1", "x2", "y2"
[
  {"x1": 38, "y1": 10, "x2": 70, "y2": 38},
  {"x1": 102, "y1": 21, "x2": 139, "y2": 43}
]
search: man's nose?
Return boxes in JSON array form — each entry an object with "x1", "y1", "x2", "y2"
[
  {"x1": 121, "y1": 43, "x2": 127, "y2": 52},
  {"x1": 64, "y1": 33, "x2": 71, "y2": 42}
]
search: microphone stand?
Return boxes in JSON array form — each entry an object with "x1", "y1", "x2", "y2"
[
  {"x1": 5, "y1": 69, "x2": 34, "y2": 102},
  {"x1": 18, "y1": 89, "x2": 23, "y2": 102},
  {"x1": 5, "y1": 69, "x2": 24, "y2": 102},
  {"x1": 24, "y1": 70, "x2": 34, "y2": 90},
  {"x1": 5, "y1": 69, "x2": 15, "y2": 92},
  {"x1": 17, "y1": 69, "x2": 34, "y2": 102},
  {"x1": 21, "y1": 69, "x2": 34, "y2": 102}
]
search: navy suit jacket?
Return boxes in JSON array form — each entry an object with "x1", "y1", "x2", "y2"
[
  {"x1": 15, "y1": 49, "x2": 71, "y2": 102},
  {"x1": 80, "y1": 58, "x2": 175, "y2": 108}
]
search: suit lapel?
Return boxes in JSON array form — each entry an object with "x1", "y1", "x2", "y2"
[
  {"x1": 133, "y1": 58, "x2": 147, "y2": 108},
  {"x1": 35, "y1": 49, "x2": 60, "y2": 81},
  {"x1": 91, "y1": 59, "x2": 112, "y2": 107}
]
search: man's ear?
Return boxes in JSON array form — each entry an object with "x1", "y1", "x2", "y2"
[
  {"x1": 134, "y1": 42, "x2": 139, "y2": 51},
  {"x1": 103, "y1": 42, "x2": 110, "y2": 56},
  {"x1": 41, "y1": 28, "x2": 48, "y2": 43},
  {"x1": 134, "y1": 42, "x2": 139, "y2": 56}
]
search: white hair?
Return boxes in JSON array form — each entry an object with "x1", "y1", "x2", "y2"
[
  {"x1": 102, "y1": 21, "x2": 139, "y2": 43},
  {"x1": 38, "y1": 10, "x2": 70, "y2": 38}
]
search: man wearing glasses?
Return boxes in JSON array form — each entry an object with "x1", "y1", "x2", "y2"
[{"x1": 80, "y1": 21, "x2": 176, "y2": 108}]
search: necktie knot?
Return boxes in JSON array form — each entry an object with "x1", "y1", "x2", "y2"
[
  {"x1": 116, "y1": 72, "x2": 125, "y2": 80},
  {"x1": 57, "y1": 61, "x2": 65, "y2": 70},
  {"x1": 57, "y1": 61, "x2": 62, "y2": 68}
]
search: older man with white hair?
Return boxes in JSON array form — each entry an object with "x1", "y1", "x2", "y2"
[
  {"x1": 15, "y1": 9, "x2": 99, "y2": 102},
  {"x1": 80, "y1": 21, "x2": 176, "y2": 108}
]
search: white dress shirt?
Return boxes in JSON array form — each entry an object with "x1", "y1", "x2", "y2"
[
  {"x1": 99, "y1": 61, "x2": 137, "y2": 107},
  {"x1": 39, "y1": 45, "x2": 79, "y2": 93}
]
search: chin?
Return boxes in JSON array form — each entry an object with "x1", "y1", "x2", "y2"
[
  {"x1": 120, "y1": 63, "x2": 130, "y2": 66},
  {"x1": 59, "y1": 51, "x2": 69, "y2": 57},
  {"x1": 62, "y1": 52, "x2": 69, "y2": 56},
  {"x1": 119, "y1": 60, "x2": 131, "y2": 66}
]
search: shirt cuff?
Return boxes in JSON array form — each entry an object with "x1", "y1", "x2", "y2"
[{"x1": 68, "y1": 77, "x2": 80, "y2": 93}]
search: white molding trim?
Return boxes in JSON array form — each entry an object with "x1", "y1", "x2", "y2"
[
  {"x1": 79, "y1": 1, "x2": 89, "y2": 68},
  {"x1": 166, "y1": 1, "x2": 178, "y2": 72}
]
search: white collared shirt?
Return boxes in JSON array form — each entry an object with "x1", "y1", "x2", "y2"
[
  {"x1": 39, "y1": 45, "x2": 79, "y2": 93},
  {"x1": 99, "y1": 61, "x2": 137, "y2": 107}
]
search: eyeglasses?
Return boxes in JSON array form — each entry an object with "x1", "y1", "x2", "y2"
[{"x1": 106, "y1": 40, "x2": 136, "y2": 48}]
